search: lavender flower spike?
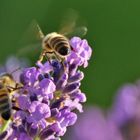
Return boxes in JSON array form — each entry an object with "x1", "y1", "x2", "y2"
[
  {"x1": 109, "y1": 81, "x2": 140, "y2": 140},
  {"x1": 0, "y1": 37, "x2": 92, "y2": 140}
]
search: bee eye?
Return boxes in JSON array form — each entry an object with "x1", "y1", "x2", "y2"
[{"x1": 58, "y1": 47, "x2": 70, "y2": 56}]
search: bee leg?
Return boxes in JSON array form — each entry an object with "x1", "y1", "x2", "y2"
[
  {"x1": 70, "y1": 45, "x2": 74, "y2": 51},
  {"x1": 6, "y1": 86, "x2": 14, "y2": 92},
  {"x1": 61, "y1": 59, "x2": 67, "y2": 72},
  {"x1": 6, "y1": 84, "x2": 22, "y2": 92},
  {"x1": 38, "y1": 50, "x2": 46, "y2": 62},
  {"x1": 53, "y1": 52, "x2": 67, "y2": 71},
  {"x1": 15, "y1": 83, "x2": 23, "y2": 89},
  {"x1": 12, "y1": 106, "x2": 21, "y2": 111},
  {"x1": 53, "y1": 52, "x2": 61, "y2": 62},
  {"x1": 45, "y1": 52, "x2": 52, "y2": 65}
]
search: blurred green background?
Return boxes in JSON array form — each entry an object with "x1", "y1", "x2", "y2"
[{"x1": 0, "y1": 0, "x2": 140, "y2": 108}]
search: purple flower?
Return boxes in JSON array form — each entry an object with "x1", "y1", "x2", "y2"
[
  {"x1": 67, "y1": 107, "x2": 122, "y2": 140},
  {"x1": 67, "y1": 37, "x2": 92, "y2": 67},
  {"x1": 66, "y1": 81, "x2": 140, "y2": 140},
  {"x1": 109, "y1": 81, "x2": 140, "y2": 140},
  {"x1": 7, "y1": 124, "x2": 32, "y2": 140},
  {"x1": 109, "y1": 84, "x2": 139, "y2": 125},
  {"x1": 27, "y1": 101, "x2": 51, "y2": 125},
  {"x1": 0, "y1": 37, "x2": 92, "y2": 140}
]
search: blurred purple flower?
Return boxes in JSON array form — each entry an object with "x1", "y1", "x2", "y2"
[
  {"x1": 0, "y1": 37, "x2": 92, "y2": 140},
  {"x1": 0, "y1": 56, "x2": 29, "y2": 82},
  {"x1": 68, "y1": 107, "x2": 122, "y2": 140},
  {"x1": 67, "y1": 80, "x2": 140, "y2": 140},
  {"x1": 109, "y1": 81, "x2": 140, "y2": 140}
]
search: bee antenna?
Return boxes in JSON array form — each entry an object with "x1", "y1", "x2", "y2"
[
  {"x1": 10, "y1": 67, "x2": 21, "y2": 75},
  {"x1": 36, "y1": 23, "x2": 45, "y2": 39}
]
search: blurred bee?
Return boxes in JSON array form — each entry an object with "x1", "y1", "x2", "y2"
[
  {"x1": 0, "y1": 69, "x2": 22, "y2": 121},
  {"x1": 18, "y1": 9, "x2": 88, "y2": 67}
]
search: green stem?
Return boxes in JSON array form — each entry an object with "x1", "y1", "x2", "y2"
[
  {"x1": 0, "y1": 120, "x2": 11, "y2": 133},
  {"x1": 34, "y1": 136, "x2": 40, "y2": 140}
]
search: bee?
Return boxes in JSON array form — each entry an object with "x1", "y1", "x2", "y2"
[
  {"x1": 18, "y1": 9, "x2": 88, "y2": 67},
  {"x1": 38, "y1": 30, "x2": 71, "y2": 65},
  {"x1": 0, "y1": 69, "x2": 21, "y2": 120},
  {"x1": 37, "y1": 27, "x2": 87, "y2": 70}
]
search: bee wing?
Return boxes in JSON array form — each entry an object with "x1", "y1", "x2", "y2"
[
  {"x1": 62, "y1": 26, "x2": 88, "y2": 38},
  {"x1": 19, "y1": 20, "x2": 44, "y2": 44},
  {"x1": 59, "y1": 9, "x2": 88, "y2": 38},
  {"x1": 17, "y1": 20, "x2": 44, "y2": 57},
  {"x1": 16, "y1": 43, "x2": 41, "y2": 58}
]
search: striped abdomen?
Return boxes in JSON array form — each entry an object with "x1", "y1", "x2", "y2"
[
  {"x1": 44, "y1": 33, "x2": 71, "y2": 56},
  {"x1": 0, "y1": 88, "x2": 11, "y2": 120}
]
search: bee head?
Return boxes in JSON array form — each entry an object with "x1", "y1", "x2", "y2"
[{"x1": 0, "y1": 73, "x2": 15, "y2": 88}]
